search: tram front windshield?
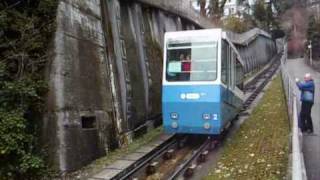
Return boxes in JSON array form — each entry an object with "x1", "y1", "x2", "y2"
[{"x1": 166, "y1": 40, "x2": 218, "y2": 82}]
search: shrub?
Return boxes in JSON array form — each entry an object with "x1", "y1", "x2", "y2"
[{"x1": 0, "y1": 0, "x2": 58, "y2": 178}]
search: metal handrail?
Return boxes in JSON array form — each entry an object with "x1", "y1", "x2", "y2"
[
  {"x1": 280, "y1": 44, "x2": 307, "y2": 180},
  {"x1": 292, "y1": 97, "x2": 307, "y2": 180}
]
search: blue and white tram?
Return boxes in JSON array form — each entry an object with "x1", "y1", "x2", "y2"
[{"x1": 162, "y1": 29, "x2": 244, "y2": 135}]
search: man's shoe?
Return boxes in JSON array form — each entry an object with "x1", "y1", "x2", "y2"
[{"x1": 307, "y1": 129, "x2": 314, "y2": 134}]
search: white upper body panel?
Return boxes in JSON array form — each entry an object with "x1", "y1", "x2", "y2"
[{"x1": 163, "y1": 29, "x2": 222, "y2": 86}]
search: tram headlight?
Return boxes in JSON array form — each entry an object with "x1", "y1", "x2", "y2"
[
  {"x1": 203, "y1": 122, "x2": 211, "y2": 129},
  {"x1": 171, "y1": 121, "x2": 178, "y2": 129},
  {"x1": 170, "y1": 112, "x2": 179, "y2": 120},
  {"x1": 202, "y1": 113, "x2": 211, "y2": 120}
]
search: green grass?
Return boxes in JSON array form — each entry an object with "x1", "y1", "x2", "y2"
[
  {"x1": 204, "y1": 75, "x2": 290, "y2": 180},
  {"x1": 67, "y1": 127, "x2": 163, "y2": 179}
]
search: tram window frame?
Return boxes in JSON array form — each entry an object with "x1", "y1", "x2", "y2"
[
  {"x1": 235, "y1": 58, "x2": 244, "y2": 90},
  {"x1": 231, "y1": 51, "x2": 236, "y2": 90},
  {"x1": 227, "y1": 46, "x2": 232, "y2": 89},
  {"x1": 221, "y1": 40, "x2": 228, "y2": 85}
]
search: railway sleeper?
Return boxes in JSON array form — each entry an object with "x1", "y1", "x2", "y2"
[
  {"x1": 184, "y1": 164, "x2": 197, "y2": 177},
  {"x1": 146, "y1": 161, "x2": 159, "y2": 175},
  {"x1": 177, "y1": 136, "x2": 187, "y2": 149},
  {"x1": 207, "y1": 139, "x2": 219, "y2": 150},
  {"x1": 163, "y1": 149, "x2": 175, "y2": 160},
  {"x1": 198, "y1": 150, "x2": 209, "y2": 163}
]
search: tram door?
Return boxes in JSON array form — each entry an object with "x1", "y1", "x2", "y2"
[
  {"x1": 230, "y1": 52, "x2": 236, "y2": 90},
  {"x1": 225, "y1": 44, "x2": 230, "y2": 99},
  {"x1": 221, "y1": 40, "x2": 236, "y2": 121},
  {"x1": 228, "y1": 44, "x2": 239, "y2": 105},
  {"x1": 227, "y1": 47, "x2": 236, "y2": 99}
]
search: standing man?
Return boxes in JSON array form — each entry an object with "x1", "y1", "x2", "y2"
[{"x1": 296, "y1": 73, "x2": 315, "y2": 133}]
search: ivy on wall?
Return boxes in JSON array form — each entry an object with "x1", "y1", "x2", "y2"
[{"x1": 0, "y1": 0, "x2": 57, "y2": 178}]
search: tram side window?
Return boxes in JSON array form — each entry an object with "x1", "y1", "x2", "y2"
[
  {"x1": 235, "y1": 58, "x2": 244, "y2": 90},
  {"x1": 221, "y1": 40, "x2": 228, "y2": 84}
]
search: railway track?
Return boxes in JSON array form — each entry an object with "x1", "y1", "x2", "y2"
[
  {"x1": 243, "y1": 54, "x2": 281, "y2": 109},
  {"x1": 109, "y1": 54, "x2": 281, "y2": 180},
  {"x1": 111, "y1": 135, "x2": 177, "y2": 180},
  {"x1": 166, "y1": 138, "x2": 214, "y2": 180}
]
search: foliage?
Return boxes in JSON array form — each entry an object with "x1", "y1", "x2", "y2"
[
  {"x1": 223, "y1": 15, "x2": 252, "y2": 33},
  {"x1": 0, "y1": 0, "x2": 58, "y2": 179},
  {"x1": 197, "y1": 0, "x2": 207, "y2": 17},
  {"x1": 208, "y1": 0, "x2": 227, "y2": 18},
  {"x1": 307, "y1": 16, "x2": 320, "y2": 59},
  {"x1": 196, "y1": 0, "x2": 228, "y2": 22},
  {"x1": 252, "y1": 0, "x2": 277, "y2": 31},
  {"x1": 272, "y1": 0, "x2": 294, "y2": 15},
  {"x1": 253, "y1": 0, "x2": 267, "y2": 27}
]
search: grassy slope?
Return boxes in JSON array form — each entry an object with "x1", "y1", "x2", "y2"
[{"x1": 205, "y1": 75, "x2": 289, "y2": 180}]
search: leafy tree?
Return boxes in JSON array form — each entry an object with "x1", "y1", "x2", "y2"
[
  {"x1": 253, "y1": 0, "x2": 267, "y2": 25},
  {"x1": 223, "y1": 15, "x2": 250, "y2": 33},
  {"x1": 197, "y1": 0, "x2": 207, "y2": 17},
  {"x1": 252, "y1": 0, "x2": 277, "y2": 31},
  {"x1": 266, "y1": 2, "x2": 273, "y2": 25},
  {"x1": 0, "y1": 0, "x2": 58, "y2": 178},
  {"x1": 307, "y1": 16, "x2": 320, "y2": 59},
  {"x1": 271, "y1": 0, "x2": 300, "y2": 15},
  {"x1": 196, "y1": 0, "x2": 228, "y2": 19},
  {"x1": 208, "y1": 0, "x2": 228, "y2": 19}
]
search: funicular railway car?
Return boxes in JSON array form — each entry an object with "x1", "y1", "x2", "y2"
[{"x1": 162, "y1": 29, "x2": 245, "y2": 135}]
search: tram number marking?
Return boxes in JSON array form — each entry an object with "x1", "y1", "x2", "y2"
[{"x1": 213, "y1": 114, "x2": 218, "y2": 120}]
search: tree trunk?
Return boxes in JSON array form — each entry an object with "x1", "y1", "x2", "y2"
[{"x1": 199, "y1": 0, "x2": 206, "y2": 17}]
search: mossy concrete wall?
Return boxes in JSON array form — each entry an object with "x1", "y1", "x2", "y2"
[
  {"x1": 45, "y1": 0, "x2": 114, "y2": 172},
  {"x1": 45, "y1": 0, "x2": 210, "y2": 173}
]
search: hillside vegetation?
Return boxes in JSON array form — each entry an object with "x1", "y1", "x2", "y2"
[{"x1": 0, "y1": 0, "x2": 57, "y2": 178}]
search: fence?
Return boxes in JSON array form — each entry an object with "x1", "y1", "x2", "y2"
[{"x1": 280, "y1": 44, "x2": 307, "y2": 180}]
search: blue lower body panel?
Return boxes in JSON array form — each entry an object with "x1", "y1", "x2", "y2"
[
  {"x1": 162, "y1": 85, "x2": 222, "y2": 135},
  {"x1": 162, "y1": 84, "x2": 243, "y2": 135},
  {"x1": 163, "y1": 102, "x2": 221, "y2": 135}
]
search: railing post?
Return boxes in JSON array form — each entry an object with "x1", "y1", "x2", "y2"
[{"x1": 288, "y1": 77, "x2": 291, "y2": 107}]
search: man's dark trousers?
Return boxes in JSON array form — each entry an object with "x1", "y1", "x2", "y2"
[{"x1": 300, "y1": 101, "x2": 314, "y2": 132}]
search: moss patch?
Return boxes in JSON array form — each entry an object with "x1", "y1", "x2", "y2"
[
  {"x1": 67, "y1": 127, "x2": 163, "y2": 179},
  {"x1": 204, "y1": 75, "x2": 289, "y2": 180},
  {"x1": 146, "y1": 36, "x2": 163, "y2": 115}
]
